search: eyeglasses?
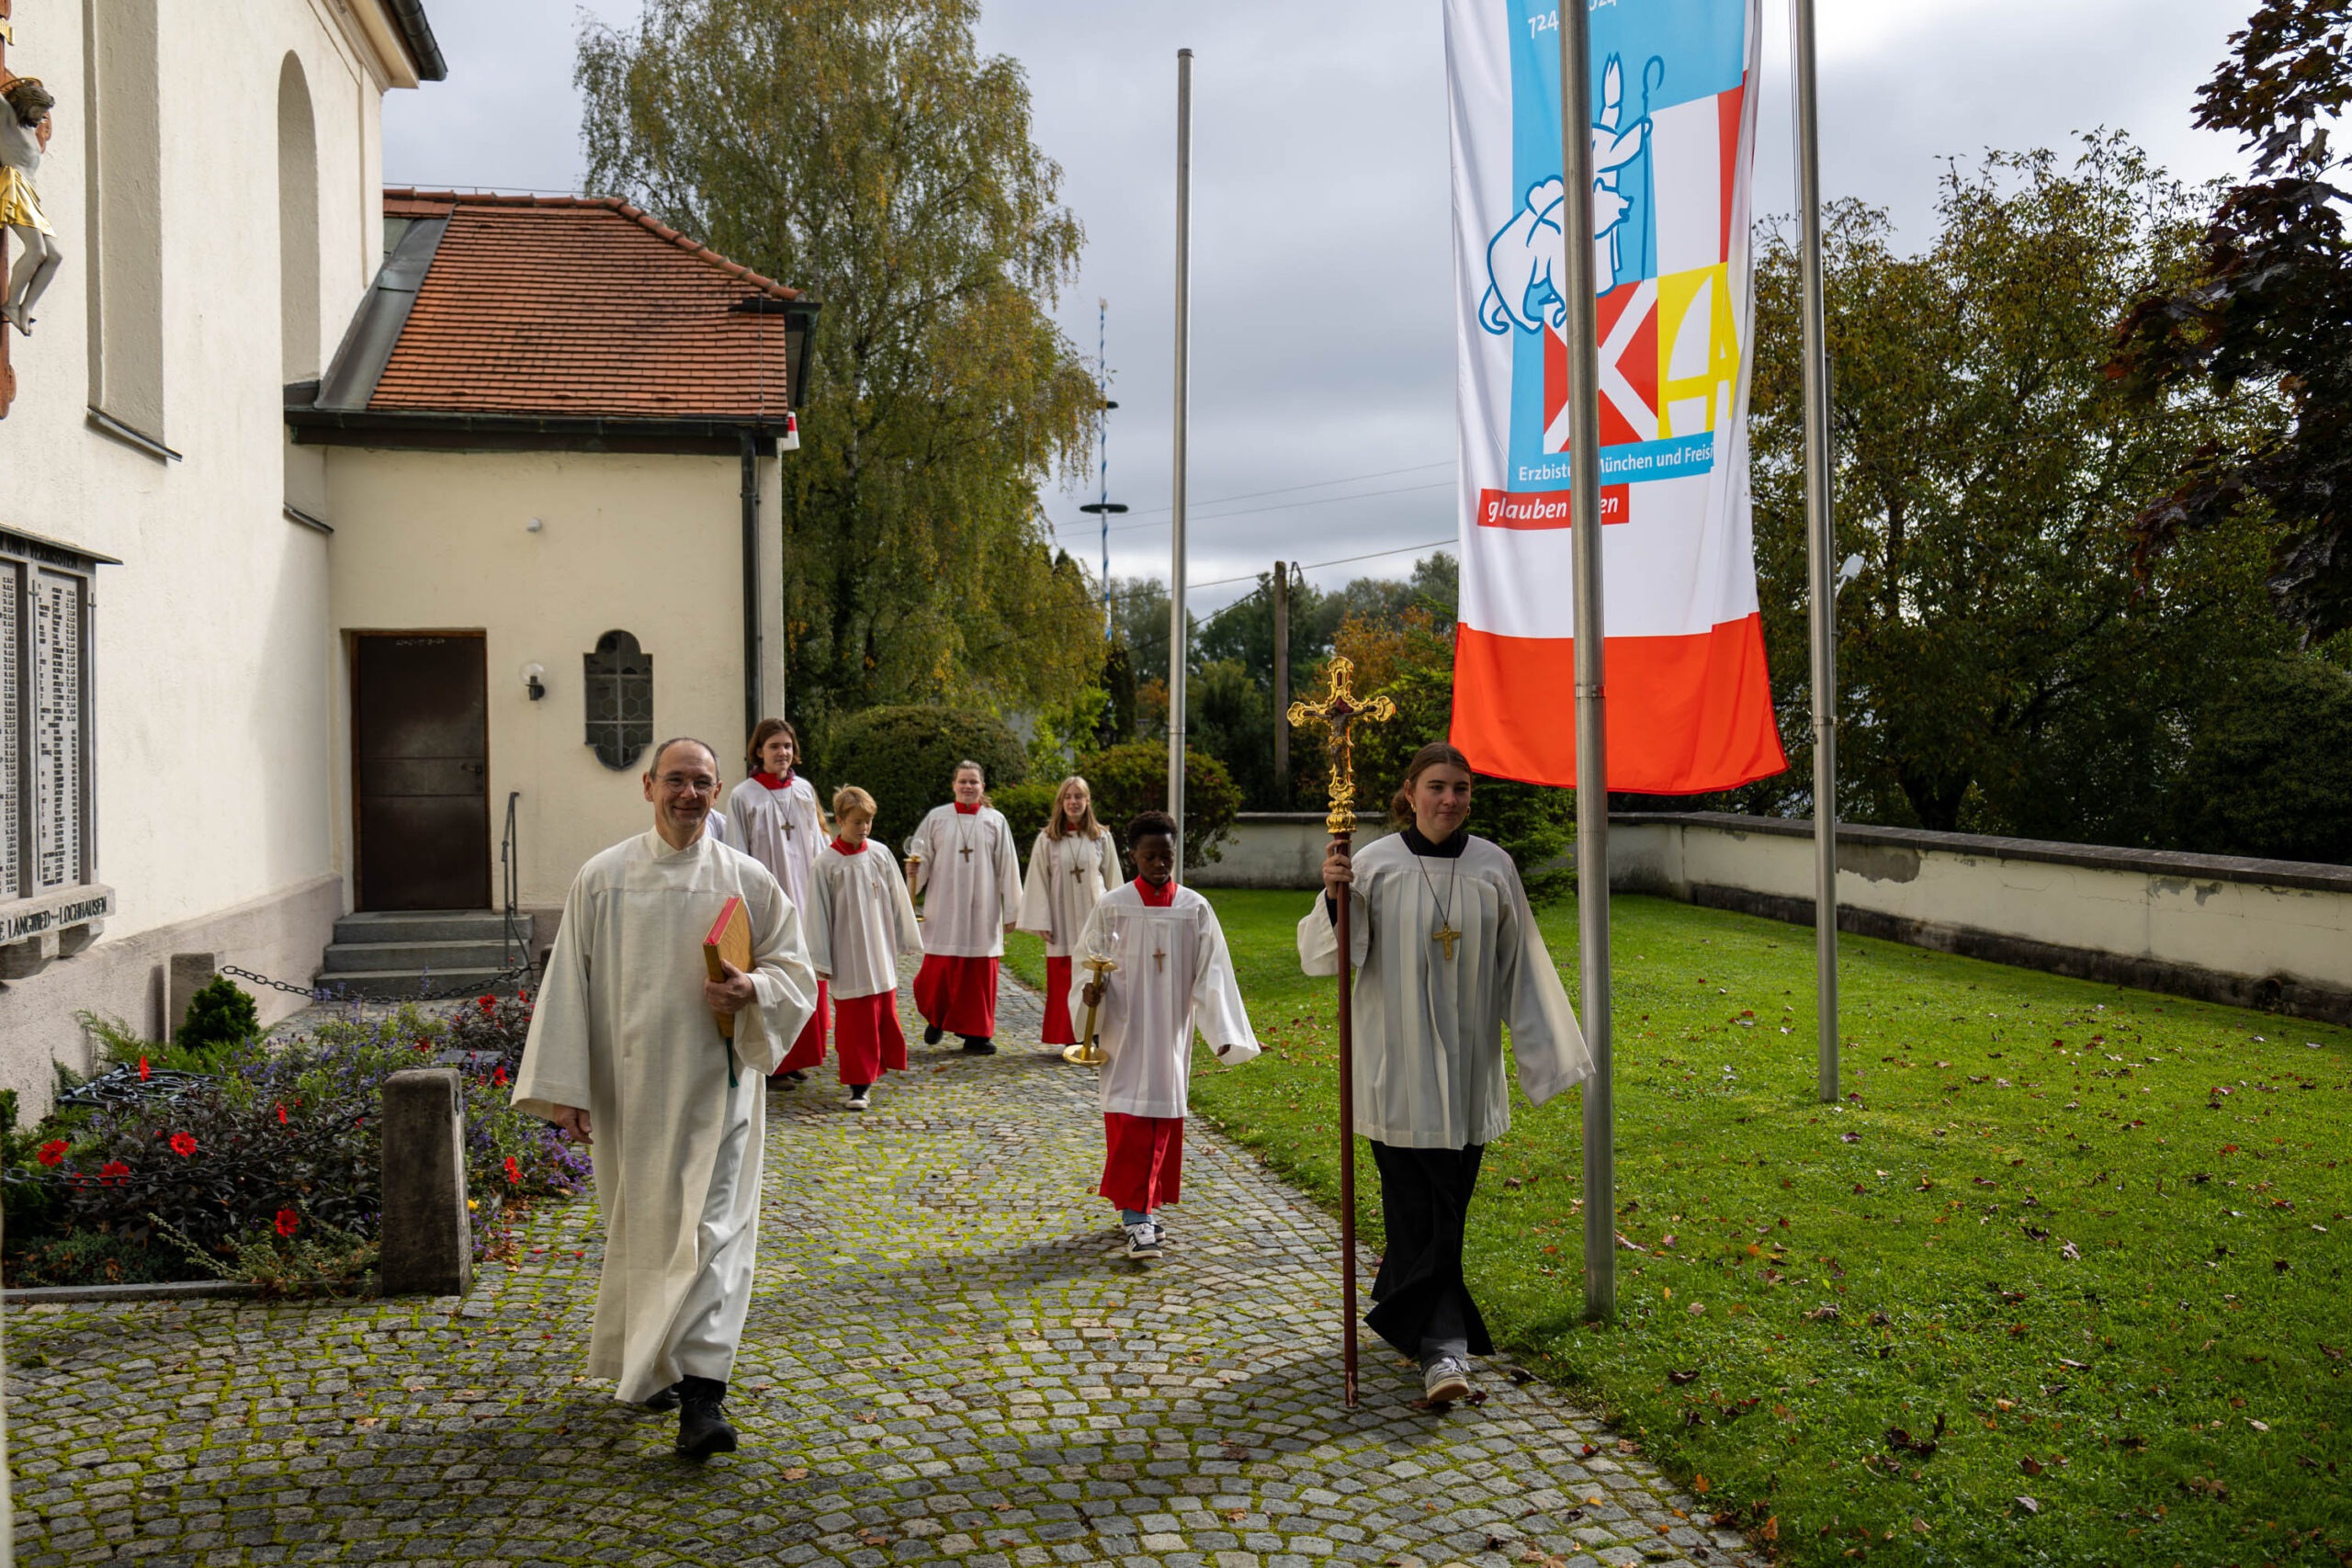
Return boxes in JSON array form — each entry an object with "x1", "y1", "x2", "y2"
[{"x1": 656, "y1": 774, "x2": 720, "y2": 795}]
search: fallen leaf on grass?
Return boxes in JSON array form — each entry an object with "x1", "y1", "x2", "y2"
[
  {"x1": 1669, "y1": 1369, "x2": 1701, "y2": 1384},
  {"x1": 1693, "y1": 1474, "x2": 1711, "y2": 1494},
  {"x1": 2182, "y1": 1475, "x2": 2229, "y2": 1499},
  {"x1": 2322, "y1": 1344, "x2": 2345, "y2": 1361},
  {"x1": 1805, "y1": 1303, "x2": 1841, "y2": 1322},
  {"x1": 2061, "y1": 1241, "x2": 2082, "y2": 1260},
  {"x1": 2057, "y1": 1358, "x2": 2089, "y2": 1371},
  {"x1": 2249, "y1": 1419, "x2": 2270, "y2": 1432},
  {"x1": 2015, "y1": 1496, "x2": 2041, "y2": 1517},
  {"x1": 2019, "y1": 1456, "x2": 2044, "y2": 1476},
  {"x1": 1912, "y1": 1518, "x2": 1929, "y2": 1535}
]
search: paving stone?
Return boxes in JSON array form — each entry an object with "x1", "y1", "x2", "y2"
[{"x1": 13, "y1": 965, "x2": 1760, "y2": 1568}]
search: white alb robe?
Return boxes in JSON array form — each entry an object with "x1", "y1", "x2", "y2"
[
  {"x1": 905, "y1": 805, "x2": 1021, "y2": 957},
  {"x1": 1074, "y1": 883, "x2": 1261, "y2": 1119},
  {"x1": 804, "y1": 840, "x2": 923, "y2": 999},
  {"x1": 1297, "y1": 833, "x2": 1589, "y2": 1149},
  {"x1": 512, "y1": 829, "x2": 819, "y2": 1402},
  {"x1": 1016, "y1": 829, "x2": 1123, "y2": 956},
  {"x1": 725, "y1": 773, "x2": 824, "y2": 913}
]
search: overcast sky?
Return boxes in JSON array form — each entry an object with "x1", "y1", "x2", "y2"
[{"x1": 385, "y1": 0, "x2": 2256, "y2": 622}]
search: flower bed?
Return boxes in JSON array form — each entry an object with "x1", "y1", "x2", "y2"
[{"x1": 1, "y1": 992, "x2": 585, "y2": 1293}]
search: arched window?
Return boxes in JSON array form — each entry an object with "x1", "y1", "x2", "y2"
[
  {"x1": 277, "y1": 54, "x2": 322, "y2": 381},
  {"x1": 582, "y1": 631, "x2": 653, "y2": 771}
]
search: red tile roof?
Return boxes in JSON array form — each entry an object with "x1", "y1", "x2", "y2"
[{"x1": 370, "y1": 190, "x2": 804, "y2": 421}]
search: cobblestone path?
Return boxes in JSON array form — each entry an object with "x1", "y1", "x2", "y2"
[{"x1": 8, "y1": 975, "x2": 1757, "y2": 1568}]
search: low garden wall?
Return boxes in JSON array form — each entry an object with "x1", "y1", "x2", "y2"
[
  {"x1": 1188, "y1": 813, "x2": 1396, "y2": 891},
  {"x1": 1611, "y1": 812, "x2": 2352, "y2": 1025}
]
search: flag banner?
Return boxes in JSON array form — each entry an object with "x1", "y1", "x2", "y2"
[{"x1": 1446, "y1": 0, "x2": 1787, "y2": 793}]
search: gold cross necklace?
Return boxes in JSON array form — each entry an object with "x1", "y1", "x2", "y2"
[{"x1": 1412, "y1": 840, "x2": 1463, "y2": 961}]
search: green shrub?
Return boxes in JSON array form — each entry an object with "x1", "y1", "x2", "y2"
[
  {"x1": 6, "y1": 1228, "x2": 188, "y2": 1288},
  {"x1": 176, "y1": 975, "x2": 260, "y2": 1067},
  {"x1": 992, "y1": 780, "x2": 1060, "y2": 852},
  {"x1": 2171, "y1": 657, "x2": 2352, "y2": 864},
  {"x1": 822, "y1": 705, "x2": 1030, "y2": 849},
  {"x1": 1077, "y1": 742, "x2": 1242, "y2": 870}
]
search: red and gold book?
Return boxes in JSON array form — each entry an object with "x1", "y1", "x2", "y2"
[{"x1": 702, "y1": 896, "x2": 752, "y2": 1039}]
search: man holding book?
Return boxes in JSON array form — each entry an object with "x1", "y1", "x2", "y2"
[{"x1": 513, "y1": 736, "x2": 819, "y2": 1458}]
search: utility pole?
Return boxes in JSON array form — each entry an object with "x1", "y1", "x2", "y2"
[
  {"x1": 1167, "y1": 49, "x2": 1194, "y2": 874},
  {"x1": 1272, "y1": 561, "x2": 1292, "y2": 801}
]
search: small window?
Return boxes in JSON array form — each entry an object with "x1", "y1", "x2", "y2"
[{"x1": 582, "y1": 630, "x2": 652, "y2": 771}]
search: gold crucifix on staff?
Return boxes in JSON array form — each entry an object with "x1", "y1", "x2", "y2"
[{"x1": 1285, "y1": 656, "x2": 1396, "y2": 1408}]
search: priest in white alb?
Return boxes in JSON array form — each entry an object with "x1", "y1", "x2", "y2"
[
  {"x1": 906, "y1": 759, "x2": 1021, "y2": 1054},
  {"x1": 513, "y1": 737, "x2": 819, "y2": 1459},
  {"x1": 1075, "y1": 810, "x2": 1259, "y2": 1259},
  {"x1": 1299, "y1": 741, "x2": 1590, "y2": 1406}
]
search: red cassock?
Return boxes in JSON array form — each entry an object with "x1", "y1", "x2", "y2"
[
  {"x1": 913, "y1": 954, "x2": 998, "y2": 1039},
  {"x1": 1099, "y1": 1112, "x2": 1184, "y2": 1213},
  {"x1": 1042, "y1": 955, "x2": 1077, "y2": 1045},
  {"x1": 832, "y1": 991, "x2": 908, "y2": 1085},
  {"x1": 774, "y1": 978, "x2": 829, "y2": 1075}
]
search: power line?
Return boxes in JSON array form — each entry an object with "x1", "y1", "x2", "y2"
[
  {"x1": 1054, "y1": 478, "x2": 1455, "y2": 541},
  {"x1": 1188, "y1": 538, "x2": 1456, "y2": 592},
  {"x1": 1114, "y1": 459, "x2": 1453, "y2": 520}
]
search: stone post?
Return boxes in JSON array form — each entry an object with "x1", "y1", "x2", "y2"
[
  {"x1": 379, "y1": 1068, "x2": 473, "y2": 1297},
  {"x1": 166, "y1": 952, "x2": 217, "y2": 1042}
]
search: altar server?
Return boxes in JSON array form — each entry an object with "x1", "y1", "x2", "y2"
[
  {"x1": 1076, "y1": 810, "x2": 1259, "y2": 1259},
  {"x1": 1298, "y1": 741, "x2": 1590, "y2": 1405},
  {"x1": 803, "y1": 786, "x2": 923, "y2": 1111},
  {"x1": 726, "y1": 718, "x2": 828, "y2": 1081},
  {"x1": 514, "y1": 738, "x2": 819, "y2": 1458},
  {"x1": 906, "y1": 760, "x2": 1021, "y2": 1054},
  {"x1": 1016, "y1": 775, "x2": 1122, "y2": 1049}
]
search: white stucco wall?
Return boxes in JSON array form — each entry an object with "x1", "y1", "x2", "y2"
[
  {"x1": 321, "y1": 446, "x2": 763, "y2": 913},
  {"x1": 0, "y1": 1, "x2": 415, "y2": 1102}
]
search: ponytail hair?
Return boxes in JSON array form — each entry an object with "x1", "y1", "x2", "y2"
[
  {"x1": 1389, "y1": 741, "x2": 1474, "y2": 827},
  {"x1": 746, "y1": 716, "x2": 797, "y2": 772}
]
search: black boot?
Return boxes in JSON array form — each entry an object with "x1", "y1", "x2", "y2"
[
  {"x1": 922, "y1": 1022, "x2": 944, "y2": 1045},
  {"x1": 961, "y1": 1036, "x2": 996, "y2": 1055},
  {"x1": 642, "y1": 1381, "x2": 682, "y2": 1413},
  {"x1": 675, "y1": 1375, "x2": 737, "y2": 1458}
]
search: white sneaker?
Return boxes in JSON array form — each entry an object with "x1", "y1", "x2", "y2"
[
  {"x1": 846, "y1": 1089, "x2": 871, "y2": 1111},
  {"x1": 1123, "y1": 1221, "x2": 1162, "y2": 1259},
  {"x1": 1422, "y1": 1356, "x2": 1472, "y2": 1404}
]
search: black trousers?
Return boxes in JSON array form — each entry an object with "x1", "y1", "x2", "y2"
[{"x1": 1366, "y1": 1140, "x2": 1492, "y2": 1359}]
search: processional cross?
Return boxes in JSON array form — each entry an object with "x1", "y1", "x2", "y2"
[{"x1": 1284, "y1": 656, "x2": 1396, "y2": 1407}]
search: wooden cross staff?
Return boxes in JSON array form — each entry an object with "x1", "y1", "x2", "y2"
[{"x1": 1286, "y1": 656, "x2": 1395, "y2": 1407}]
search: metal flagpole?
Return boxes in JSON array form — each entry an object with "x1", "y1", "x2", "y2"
[
  {"x1": 1167, "y1": 48, "x2": 1193, "y2": 876},
  {"x1": 1559, "y1": 0, "x2": 1617, "y2": 1325},
  {"x1": 1791, "y1": 0, "x2": 1840, "y2": 1103}
]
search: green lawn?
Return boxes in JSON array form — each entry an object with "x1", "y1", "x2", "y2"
[{"x1": 1023, "y1": 890, "x2": 2352, "y2": 1568}]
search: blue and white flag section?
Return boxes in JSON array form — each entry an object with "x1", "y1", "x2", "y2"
[{"x1": 1447, "y1": 0, "x2": 1785, "y2": 793}]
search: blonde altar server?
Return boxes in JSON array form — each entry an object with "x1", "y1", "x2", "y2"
[
  {"x1": 725, "y1": 718, "x2": 829, "y2": 1081},
  {"x1": 1015, "y1": 775, "x2": 1122, "y2": 1048},
  {"x1": 1299, "y1": 741, "x2": 1590, "y2": 1406},
  {"x1": 802, "y1": 786, "x2": 923, "y2": 1111},
  {"x1": 1075, "y1": 810, "x2": 1259, "y2": 1259},
  {"x1": 513, "y1": 737, "x2": 819, "y2": 1459},
  {"x1": 906, "y1": 760, "x2": 1021, "y2": 1054}
]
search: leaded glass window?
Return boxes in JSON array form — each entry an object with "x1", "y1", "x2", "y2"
[{"x1": 583, "y1": 630, "x2": 653, "y2": 771}]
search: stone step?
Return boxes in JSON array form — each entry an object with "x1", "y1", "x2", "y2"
[
  {"x1": 319, "y1": 938, "x2": 514, "y2": 975},
  {"x1": 307, "y1": 965, "x2": 526, "y2": 1002},
  {"x1": 334, "y1": 910, "x2": 508, "y2": 946}
]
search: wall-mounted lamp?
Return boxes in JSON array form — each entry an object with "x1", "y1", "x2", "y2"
[{"x1": 521, "y1": 661, "x2": 547, "y2": 701}]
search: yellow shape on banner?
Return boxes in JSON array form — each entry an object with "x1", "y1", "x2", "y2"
[{"x1": 1656, "y1": 264, "x2": 1738, "y2": 440}]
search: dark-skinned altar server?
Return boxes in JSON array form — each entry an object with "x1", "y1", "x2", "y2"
[
  {"x1": 725, "y1": 717, "x2": 829, "y2": 1084},
  {"x1": 1076, "y1": 810, "x2": 1258, "y2": 1260},
  {"x1": 514, "y1": 737, "x2": 819, "y2": 1459},
  {"x1": 803, "y1": 785, "x2": 923, "y2": 1111},
  {"x1": 1016, "y1": 774, "x2": 1122, "y2": 1049},
  {"x1": 1298, "y1": 741, "x2": 1589, "y2": 1405},
  {"x1": 906, "y1": 759, "x2": 1021, "y2": 1055}
]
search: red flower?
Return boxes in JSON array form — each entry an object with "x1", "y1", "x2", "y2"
[
  {"x1": 491, "y1": 1065, "x2": 509, "y2": 1086},
  {"x1": 276, "y1": 1102, "x2": 289, "y2": 1125},
  {"x1": 516, "y1": 989, "x2": 529, "y2": 1006},
  {"x1": 138, "y1": 1055, "x2": 152, "y2": 1082},
  {"x1": 36, "y1": 1138, "x2": 67, "y2": 1167},
  {"x1": 99, "y1": 1160, "x2": 130, "y2": 1187},
  {"x1": 478, "y1": 995, "x2": 496, "y2": 1011},
  {"x1": 169, "y1": 1132, "x2": 198, "y2": 1158},
  {"x1": 503, "y1": 1156, "x2": 522, "y2": 1185},
  {"x1": 274, "y1": 1208, "x2": 300, "y2": 1238}
]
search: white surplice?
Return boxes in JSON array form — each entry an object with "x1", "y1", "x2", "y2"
[
  {"x1": 1074, "y1": 882, "x2": 1261, "y2": 1118},
  {"x1": 512, "y1": 829, "x2": 819, "y2": 1403},
  {"x1": 1297, "y1": 833, "x2": 1589, "y2": 1149},
  {"x1": 804, "y1": 840, "x2": 923, "y2": 999},
  {"x1": 1016, "y1": 829, "x2": 1123, "y2": 955},
  {"x1": 905, "y1": 804, "x2": 1021, "y2": 957},
  {"x1": 725, "y1": 773, "x2": 824, "y2": 913}
]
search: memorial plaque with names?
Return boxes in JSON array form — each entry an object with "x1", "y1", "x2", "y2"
[
  {"x1": 0, "y1": 560, "x2": 18, "y2": 900},
  {"x1": 33, "y1": 567, "x2": 84, "y2": 890}
]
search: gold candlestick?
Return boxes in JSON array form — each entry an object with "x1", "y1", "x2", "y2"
[{"x1": 1063, "y1": 953, "x2": 1118, "y2": 1066}]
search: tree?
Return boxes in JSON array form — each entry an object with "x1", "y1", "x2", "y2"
[
  {"x1": 578, "y1": 0, "x2": 1106, "y2": 739},
  {"x1": 2112, "y1": 0, "x2": 2352, "y2": 645},
  {"x1": 2169, "y1": 657, "x2": 2352, "y2": 863},
  {"x1": 1743, "y1": 141, "x2": 2290, "y2": 840}
]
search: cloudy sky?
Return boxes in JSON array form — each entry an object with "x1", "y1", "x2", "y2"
[{"x1": 385, "y1": 0, "x2": 2256, "y2": 621}]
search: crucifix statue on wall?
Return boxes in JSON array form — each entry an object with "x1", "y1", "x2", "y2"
[{"x1": 0, "y1": 0, "x2": 68, "y2": 416}]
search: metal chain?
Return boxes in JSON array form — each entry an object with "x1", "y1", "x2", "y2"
[{"x1": 217, "y1": 961, "x2": 536, "y2": 1007}]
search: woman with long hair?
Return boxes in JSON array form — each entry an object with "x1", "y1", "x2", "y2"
[
  {"x1": 906, "y1": 760, "x2": 1022, "y2": 1054},
  {"x1": 1299, "y1": 741, "x2": 1591, "y2": 1405},
  {"x1": 1015, "y1": 775, "x2": 1123, "y2": 1049},
  {"x1": 725, "y1": 718, "x2": 828, "y2": 1081}
]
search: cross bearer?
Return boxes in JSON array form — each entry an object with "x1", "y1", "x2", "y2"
[{"x1": 513, "y1": 736, "x2": 819, "y2": 1458}]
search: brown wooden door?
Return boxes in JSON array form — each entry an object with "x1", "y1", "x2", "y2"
[{"x1": 354, "y1": 633, "x2": 490, "y2": 910}]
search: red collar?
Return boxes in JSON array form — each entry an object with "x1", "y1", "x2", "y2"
[
  {"x1": 953, "y1": 801, "x2": 982, "y2": 815},
  {"x1": 752, "y1": 770, "x2": 793, "y2": 792},
  {"x1": 1134, "y1": 876, "x2": 1177, "y2": 908},
  {"x1": 831, "y1": 837, "x2": 866, "y2": 856}
]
